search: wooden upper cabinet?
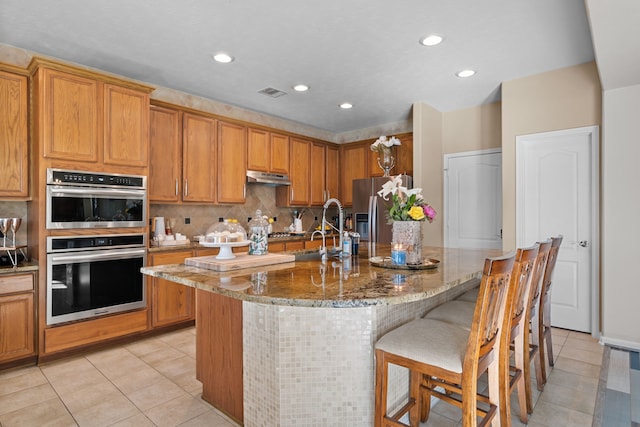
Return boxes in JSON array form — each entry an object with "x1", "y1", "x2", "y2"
[
  {"x1": 217, "y1": 121, "x2": 247, "y2": 203},
  {"x1": 325, "y1": 144, "x2": 339, "y2": 201},
  {"x1": 182, "y1": 113, "x2": 217, "y2": 203},
  {"x1": 310, "y1": 142, "x2": 326, "y2": 206},
  {"x1": 270, "y1": 132, "x2": 289, "y2": 175},
  {"x1": 149, "y1": 106, "x2": 182, "y2": 202},
  {"x1": 247, "y1": 128, "x2": 289, "y2": 175},
  {"x1": 38, "y1": 68, "x2": 99, "y2": 163},
  {"x1": 247, "y1": 128, "x2": 269, "y2": 172},
  {"x1": 339, "y1": 143, "x2": 368, "y2": 207},
  {"x1": 368, "y1": 133, "x2": 413, "y2": 177},
  {"x1": 0, "y1": 69, "x2": 28, "y2": 199},
  {"x1": 103, "y1": 84, "x2": 149, "y2": 167},
  {"x1": 277, "y1": 137, "x2": 310, "y2": 206},
  {"x1": 395, "y1": 133, "x2": 413, "y2": 176}
]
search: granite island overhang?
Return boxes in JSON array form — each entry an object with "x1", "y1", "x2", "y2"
[{"x1": 141, "y1": 246, "x2": 503, "y2": 426}]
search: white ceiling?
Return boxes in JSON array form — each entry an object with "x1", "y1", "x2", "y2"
[{"x1": 0, "y1": 0, "x2": 598, "y2": 134}]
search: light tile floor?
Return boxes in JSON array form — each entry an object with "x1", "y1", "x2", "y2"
[
  {"x1": 0, "y1": 328, "x2": 237, "y2": 427},
  {"x1": 416, "y1": 327, "x2": 605, "y2": 427},
  {"x1": 0, "y1": 327, "x2": 608, "y2": 427}
]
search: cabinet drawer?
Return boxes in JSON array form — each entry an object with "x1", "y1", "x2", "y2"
[{"x1": 0, "y1": 274, "x2": 34, "y2": 295}]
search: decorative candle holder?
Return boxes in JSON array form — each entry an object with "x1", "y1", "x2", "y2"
[{"x1": 391, "y1": 244, "x2": 407, "y2": 266}]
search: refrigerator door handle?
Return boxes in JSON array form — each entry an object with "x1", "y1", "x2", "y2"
[{"x1": 368, "y1": 195, "x2": 376, "y2": 244}]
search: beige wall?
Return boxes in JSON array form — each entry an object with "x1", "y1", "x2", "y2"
[
  {"x1": 443, "y1": 102, "x2": 502, "y2": 154},
  {"x1": 413, "y1": 101, "x2": 502, "y2": 245},
  {"x1": 501, "y1": 61, "x2": 602, "y2": 250},
  {"x1": 412, "y1": 102, "x2": 443, "y2": 246},
  {"x1": 601, "y1": 84, "x2": 640, "y2": 348}
]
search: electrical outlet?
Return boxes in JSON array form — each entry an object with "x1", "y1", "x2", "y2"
[
  {"x1": 184, "y1": 217, "x2": 190, "y2": 224},
  {"x1": 314, "y1": 216, "x2": 318, "y2": 221},
  {"x1": 273, "y1": 216, "x2": 277, "y2": 222},
  {"x1": 218, "y1": 217, "x2": 224, "y2": 222}
]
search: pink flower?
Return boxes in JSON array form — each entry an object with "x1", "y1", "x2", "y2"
[{"x1": 423, "y1": 205, "x2": 436, "y2": 223}]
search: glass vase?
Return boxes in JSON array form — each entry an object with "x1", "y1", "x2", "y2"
[
  {"x1": 391, "y1": 221, "x2": 423, "y2": 265},
  {"x1": 377, "y1": 149, "x2": 395, "y2": 177}
]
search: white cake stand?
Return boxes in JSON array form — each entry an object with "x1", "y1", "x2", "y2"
[{"x1": 199, "y1": 240, "x2": 250, "y2": 259}]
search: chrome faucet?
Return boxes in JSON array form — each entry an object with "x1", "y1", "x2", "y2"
[{"x1": 319, "y1": 197, "x2": 344, "y2": 259}]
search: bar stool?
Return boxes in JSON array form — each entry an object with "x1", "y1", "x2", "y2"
[
  {"x1": 537, "y1": 235, "x2": 563, "y2": 387},
  {"x1": 524, "y1": 239, "x2": 552, "y2": 411},
  {"x1": 424, "y1": 245, "x2": 539, "y2": 425},
  {"x1": 374, "y1": 254, "x2": 515, "y2": 427}
]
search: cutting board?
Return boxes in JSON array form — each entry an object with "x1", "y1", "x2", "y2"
[{"x1": 184, "y1": 252, "x2": 295, "y2": 272}]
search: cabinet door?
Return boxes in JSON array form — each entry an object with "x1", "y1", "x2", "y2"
[
  {"x1": 183, "y1": 113, "x2": 216, "y2": 203},
  {"x1": 325, "y1": 144, "x2": 339, "y2": 201},
  {"x1": 149, "y1": 106, "x2": 182, "y2": 202},
  {"x1": 217, "y1": 121, "x2": 247, "y2": 203},
  {"x1": 280, "y1": 137, "x2": 310, "y2": 206},
  {"x1": 0, "y1": 70, "x2": 28, "y2": 198},
  {"x1": 0, "y1": 293, "x2": 34, "y2": 362},
  {"x1": 310, "y1": 142, "x2": 326, "y2": 206},
  {"x1": 103, "y1": 84, "x2": 149, "y2": 168},
  {"x1": 270, "y1": 133, "x2": 290, "y2": 174},
  {"x1": 247, "y1": 128, "x2": 269, "y2": 172},
  {"x1": 340, "y1": 143, "x2": 368, "y2": 207},
  {"x1": 395, "y1": 133, "x2": 413, "y2": 176},
  {"x1": 150, "y1": 250, "x2": 194, "y2": 327},
  {"x1": 368, "y1": 133, "x2": 413, "y2": 177},
  {"x1": 39, "y1": 68, "x2": 99, "y2": 162}
]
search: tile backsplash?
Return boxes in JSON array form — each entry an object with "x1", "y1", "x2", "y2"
[
  {"x1": 0, "y1": 201, "x2": 28, "y2": 247},
  {"x1": 150, "y1": 185, "x2": 343, "y2": 238}
]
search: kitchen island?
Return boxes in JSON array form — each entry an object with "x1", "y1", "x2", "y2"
[{"x1": 141, "y1": 246, "x2": 502, "y2": 426}]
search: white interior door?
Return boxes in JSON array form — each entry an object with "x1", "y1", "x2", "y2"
[
  {"x1": 516, "y1": 126, "x2": 599, "y2": 334},
  {"x1": 444, "y1": 149, "x2": 502, "y2": 249}
]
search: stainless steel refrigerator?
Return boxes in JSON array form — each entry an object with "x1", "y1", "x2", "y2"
[{"x1": 352, "y1": 175, "x2": 413, "y2": 244}]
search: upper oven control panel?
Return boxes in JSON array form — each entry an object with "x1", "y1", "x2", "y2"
[{"x1": 47, "y1": 168, "x2": 146, "y2": 189}]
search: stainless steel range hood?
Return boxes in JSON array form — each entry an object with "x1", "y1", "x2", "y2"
[{"x1": 246, "y1": 170, "x2": 291, "y2": 186}]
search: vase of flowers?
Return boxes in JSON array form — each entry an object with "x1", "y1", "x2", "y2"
[
  {"x1": 377, "y1": 175, "x2": 436, "y2": 264},
  {"x1": 371, "y1": 136, "x2": 401, "y2": 177}
]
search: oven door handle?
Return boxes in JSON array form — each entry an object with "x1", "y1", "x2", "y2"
[
  {"x1": 48, "y1": 187, "x2": 145, "y2": 198},
  {"x1": 49, "y1": 248, "x2": 146, "y2": 263}
]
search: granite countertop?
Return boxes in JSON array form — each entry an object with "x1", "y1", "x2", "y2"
[
  {"x1": 141, "y1": 246, "x2": 503, "y2": 308},
  {"x1": 0, "y1": 261, "x2": 39, "y2": 275}
]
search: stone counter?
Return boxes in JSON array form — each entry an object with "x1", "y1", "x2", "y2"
[
  {"x1": 141, "y1": 246, "x2": 497, "y2": 307},
  {"x1": 0, "y1": 262, "x2": 39, "y2": 275},
  {"x1": 141, "y1": 246, "x2": 502, "y2": 426}
]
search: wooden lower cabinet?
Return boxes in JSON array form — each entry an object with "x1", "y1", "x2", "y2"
[
  {"x1": 149, "y1": 250, "x2": 194, "y2": 327},
  {"x1": 196, "y1": 290, "x2": 243, "y2": 424},
  {"x1": 0, "y1": 273, "x2": 35, "y2": 364}
]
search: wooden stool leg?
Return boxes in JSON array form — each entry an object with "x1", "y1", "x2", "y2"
[
  {"x1": 420, "y1": 375, "x2": 432, "y2": 423},
  {"x1": 409, "y1": 370, "x2": 421, "y2": 426},
  {"x1": 487, "y1": 357, "x2": 501, "y2": 427},
  {"x1": 532, "y1": 317, "x2": 546, "y2": 391},
  {"x1": 514, "y1": 332, "x2": 528, "y2": 423},
  {"x1": 374, "y1": 350, "x2": 388, "y2": 427}
]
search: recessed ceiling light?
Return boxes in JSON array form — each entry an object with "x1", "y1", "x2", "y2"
[
  {"x1": 456, "y1": 69, "x2": 476, "y2": 78},
  {"x1": 339, "y1": 103, "x2": 353, "y2": 109},
  {"x1": 419, "y1": 35, "x2": 443, "y2": 46},
  {"x1": 293, "y1": 84, "x2": 309, "y2": 92},
  {"x1": 212, "y1": 53, "x2": 234, "y2": 63}
]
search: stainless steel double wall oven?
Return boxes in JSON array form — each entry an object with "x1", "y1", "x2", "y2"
[{"x1": 45, "y1": 169, "x2": 148, "y2": 325}]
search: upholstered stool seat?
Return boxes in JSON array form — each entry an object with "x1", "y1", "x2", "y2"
[
  {"x1": 457, "y1": 286, "x2": 479, "y2": 303},
  {"x1": 375, "y1": 318, "x2": 471, "y2": 373}
]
